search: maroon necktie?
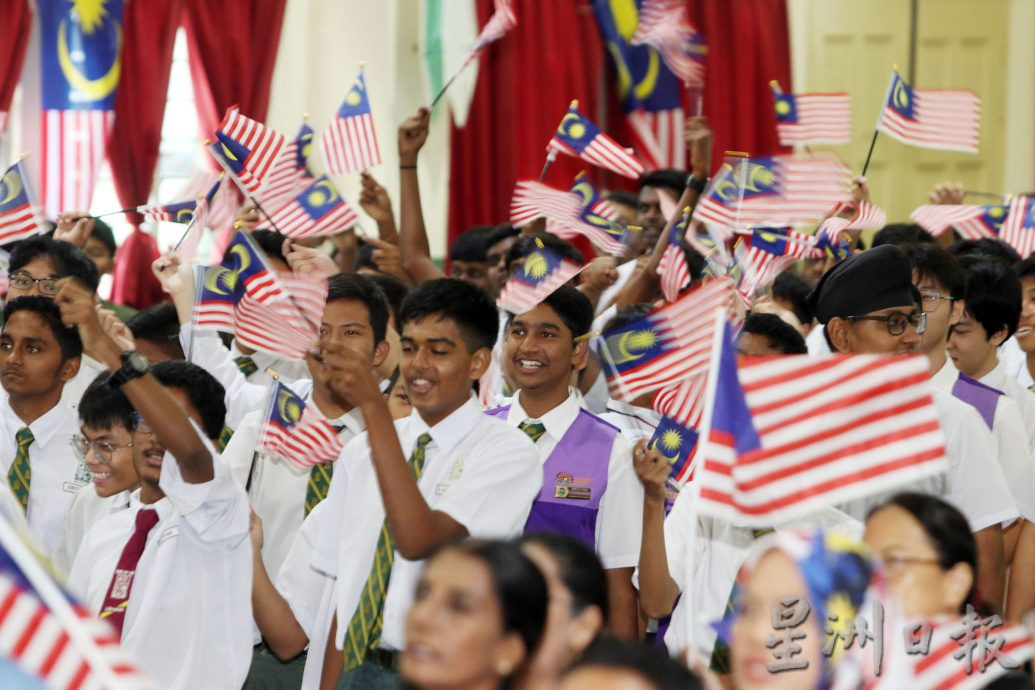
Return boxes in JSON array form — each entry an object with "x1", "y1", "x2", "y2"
[{"x1": 99, "y1": 508, "x2": 159, "y2": 638}]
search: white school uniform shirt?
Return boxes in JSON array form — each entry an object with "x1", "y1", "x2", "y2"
[
  {"x1": 54, "y1": 488, "x2": 130, "y2": 576},
  {"x1": 312, "y1": 396, "x2": 541, "y2": 652},
  {"x1": 599, "y1": 398, "x2": 662, "y2": 444},
  {"x1": 931, "y1": 358, "x2": 1035, "y2": 523},
  {"x1": 59, "y1": 354, "x2": 107, "y2": 412},
  {"x1": 502, "y1": 391, "x2": 643, "y2": 569},
  {"x1": 805, "y1": 323, "x2": 832, "y2": 355},
  {"x1": 595, "y1": 259, "x2": 638, "y2": 316},
  {"x1": 276, "y1": 500, "x2": 337, "y2": 690},
  {"x1": 982, "y1": 359, "x2": 1035, "y2": 451},
  {"x1": 229, "y1": 338, "x2": 309, "y2": 386},
  {"x1": 221, "y1": 381, "x2": 366, "y2": 580},
  {"x1": 0, "y1": 398, "x2": 89, "y2": 557},
  {"x1": 67, "y1": 438, "x2": 252, "y2": 690}
]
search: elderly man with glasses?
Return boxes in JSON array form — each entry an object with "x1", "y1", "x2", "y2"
[{"x1": 807, "y1": 243, "x2": 1017, "y2": 613}]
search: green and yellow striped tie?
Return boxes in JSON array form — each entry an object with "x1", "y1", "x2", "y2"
[
  {"x1": 341, "y1": 432, "x2": 432, "y2": 670},
  {"x1": 8, "y1": 427, "x2": 33, "y2": 514},
  {"x1": 234, "y1": 356, "x2": 258, "y2": 378},
  {"x1": 518, "y1": 420, "x2": 547, "y2": 443},
  {"x1": 305, "y1": 462, "x2": 334, "y2": 517},
  {"x1": 217, "y1": 425, "x2": 234, "y2": 452}
]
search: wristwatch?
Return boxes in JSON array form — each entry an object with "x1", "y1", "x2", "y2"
[
  {"x1": 686, "y1": 173, "x2": 708, "y2": 194},
  {"x1": 110, "y1": 350, "x2": 150, "y2": 388}
]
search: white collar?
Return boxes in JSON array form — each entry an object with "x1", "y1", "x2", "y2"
[
  {"x1": 508, "y1": 389, "x2": 582, "y2": 441},
  {"x1": 408, "y1": 395, "x2": 484, "y2": 457}
]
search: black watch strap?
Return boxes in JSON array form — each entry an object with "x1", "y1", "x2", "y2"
[{"x1": 687, "y1": 174, "x2": 708, "y2": 194}]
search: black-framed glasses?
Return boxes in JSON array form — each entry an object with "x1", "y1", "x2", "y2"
[
  {"x1": 845, "y1": 311, "x2": 927, "y2": 336},
  {"x1": 8, "y1": 272, "x2": 59, "y2": 295},
  {"x1": 919, "y1": 290, "x2": 955, "y2": 314},
  {"x1": 71, "y1": 434, "x2": 134, "y2": 464}
]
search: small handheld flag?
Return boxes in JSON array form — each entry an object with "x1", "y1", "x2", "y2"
[
  {"x1": 631, "y1": 0, "x2": 706, "y2": 86},
  {"x1": 876, "y1": 71, "x2": 980, "y2": 153},
  {"x1": 210, "y1": 106, "x2": 287, "y2": 195},
  {"x1": 136, "y1": 199, "x2": 197, "y2": 224},
  {"x1": 0, "y1": 162, "x2": 45, "y2": 245},
  {"x1": 497, "y1": 243, "x2": 586, "y2": 315},
  {"x1": 321, "y1": 67, "x2": 381, "y2": 174},
  {"x1": 260, "y1": 120, "x2": 318, "y2": 207},
  {"x1": 259, "y1": 381, "x2": 344, "y2": 470},
  {"x1": 771, "y1": 81, "x2": 851, "y2": 146},
  {"x1": 1000, "y1": 196, "x2": 1035, "y2": 259},
  {"x1": 911, "y1": 203, "x2": 1009, "y2": 240},
  {"x1": 547, "y1": 101, "x2": 645, "y2": 179},
  {"x1": 657, "y1": 208, "x2": 693, "y2": 302},
  {"x1": 265, "y1": 175, "x2": 359, "y2": 239},
  {"x1": 509, "y1": 175, "x2": 626, "y2": 256},
  {"x1": 648, "y1": 415, "x2": 700, "y2": 489}
]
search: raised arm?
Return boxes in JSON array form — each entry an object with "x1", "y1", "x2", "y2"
[
  {"x1": 359, "y1": 173, "x2": 399, "y2": 245},
  {"x1": 633, "y1": 440, "x2": 680, "y2": 618},
  {"x1": 397, "y1": 108, "x2": 446, "y2": 283},
  {"x1": 249, "y1": 511, "x2": 309, "y2": 659}
]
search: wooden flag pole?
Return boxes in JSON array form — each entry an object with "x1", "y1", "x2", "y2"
[
  {"x1": 860, "y1": 129, "x2": 880, "y2": 178},
  {"x1": 862, "y1": 65, "x2": 900, "y2": 178}
]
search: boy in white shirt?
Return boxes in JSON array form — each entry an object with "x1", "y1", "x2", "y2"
[
  {"x1": 57, "y1": 277, "x2": 252, "y2": 690},
  {"x1": 311, "y1": 278, "x2": 542, "y2": 689}
]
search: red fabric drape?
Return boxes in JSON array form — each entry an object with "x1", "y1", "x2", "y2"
[
  {"x1": 108, "y1": 0, "x2": 185, "y2": 310},
  {"x1": 448, "y1": 0, "x2": 791, "y2": 246},
  {"x1": 0, "y1": 0, "x2": 31, "y2": 131}
]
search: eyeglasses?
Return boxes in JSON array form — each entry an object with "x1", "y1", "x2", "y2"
[
  {"x1": 879, "y1": 554, "x2": 942, "y2": 579},
  {"x1": 8, "y1": 273, "x2": 59, "y2": 295},
  {"x1": 919, "y1": 290, "x2": 955, "y2": 314},
  {"x1": 845, "y1": 311, "x2": 927, "y2": 336},
  {"x1": 71, "y1": 434, "x2": 134, "y2": 464}
]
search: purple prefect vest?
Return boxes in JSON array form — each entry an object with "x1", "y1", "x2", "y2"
[
  {"x1": 487, "y1": 406, "x2": 619, "y2": 550},
  {"x1": 951, "y1": 373, "x2": 1003, "y2": 431}
]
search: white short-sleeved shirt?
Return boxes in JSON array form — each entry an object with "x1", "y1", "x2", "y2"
[
  {"x1": 68, "y1": 438, "x2": 252, "y2": 690},
  {"x1": 982, "y1": 359, "x2": 1035, "y2": 451},
  {"x1": 0, "y1": 398, "x2": 89, "y2": 557},
  {"x1": 806, "y1": 324, "x2": 832, "y2": 355},
  {"x1": 54, "y1": 488, "x2": 130, "y2": 576},
  {"x1": 59, "y1": 354, "x2": 107, "y2": 412},
  {"x1": 502, "y1": 391, "x2": 643, "y2": 569},
  {"x1": 312, "y1": 396, "x2": 541, "y2": 652},
  {"x1": 229, "y1": 339, "x2": 309, "y2": 386},
  {"x1": 599, "y1": 398, "x2": 662, "y2": 444}
]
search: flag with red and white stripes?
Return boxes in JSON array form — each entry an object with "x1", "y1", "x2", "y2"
[
  {"x1": 462, "y1": 0, "x2": 517, "y2": 70},
  {"x1": 1000, "y1": 195, "x2": 1035, "y2": 259},
  {"x1": 41, "y1": 110, "x2": 114, "y2": 219},
  {"x1": 265, "y1": 175, "x2": 359, "y2": 239},
  {"x1": 657, "y1": 209, "x2": 693, "y2": 302},
  {"x1": 876, "y1": 72, "x2": 980, "y2": 154},
  {"x1": 626, "y1": 108, "x2": 687, "y2": 171},
  {"x1": 232, "y1": 274, "x2": 326, "y2": 359},
  {"x1": 136, "y1": 199, "x2": 197, "y2": 224},
  {"x1": 173, "y1": 176, "x2": 223, "y2": 263},
  {"x1": 497, "y1": 244, "x2": 586, "y2": 315},
  {"x1": 259, "y1": 381, "x2": 344, "y2": 470},
  {"x1": 320, "y1": 68, "x2": 381, "y2": 174},
  {"x1": 259, "y1": 121, "x2": 317, "y2": 208},
  {"x1": 910, "y1": 204, "x2": 1008, "y2": 239},
  {"x1": 509, "y1": 178, "x2": 626, "y2": 256},
  {"x1": 772, "y1": 83, "x2": 852, "y2": 146},
  {"x1": 547, "y1": 102, "x2": 645, "y2": 179},
  {"x1": 695, "y1": 323, "x2": 948, "y2": 527},
  {"x1": 210, "y1": 107, "x2": 287, "y2": 195},
  {"x1": 0, "y1": 161, "x2": 46, "y2": 245},
  {"x1": 630, "y1": 0, "x2": 706, "y2": 86},
  {"x1": 733, "y1": 227, "x2": 816, "y2": 298},
  {"x1": 598, "y1": 277, "x2": 736, "y2": 401}
]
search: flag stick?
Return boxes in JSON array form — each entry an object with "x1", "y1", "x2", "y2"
[
  {"x1": 538, "y1": 151, "x2": 557, "y2": 182},
  {"x1": 431, "y1": 66, "x2": 466, "y2": 109},
  {"x1": 966, "y1": 189, "x2": 1007, "y2": 200},
  {"x1": 860, "y1": 129, "x2": 879, "y2": 177}
]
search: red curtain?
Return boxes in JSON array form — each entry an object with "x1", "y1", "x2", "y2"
[
  {"x1": 448, "y1": 0, "x2": 791, "y2": 246},
  {"x1": 0, "y1": 0, "x2": 31, "y2": 131},
  {"x1": 107, "y1": 0, "x2": 185, "y2": 310}
]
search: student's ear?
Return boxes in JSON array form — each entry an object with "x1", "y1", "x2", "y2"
[
  {"x1": 60, "y1": 356, "x2": 81, "y2": 383},
  {"x1": 989, "y1": 325, "x2": 1010, "y2": 348},
  {"x1": 949, "y1": 299, "x2": 964, "y2": 326},
  {"x1": 571, "y1": 339, "x2": 590, "y2": 372},
  {"x1": 569, "y1": 605, "x2": 604, "y2": 653},
  {"x1": 826, "y1": 317, "x2": 851, "y2": 353},
  {"x1": 469, "y1": 346, "x2": 492, "y2": 381},
  {"x1": 372, "y1": 339, "x2": 390, "y2": 369},
  {"x1": 493, "y1": 632, "x2": 526, "y2": 680}
]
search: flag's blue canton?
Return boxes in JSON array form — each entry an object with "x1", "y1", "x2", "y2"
[
  {"x1": 599, "y1": 311, "x2": 677, "y2": 376},
  {"x1": 887, "y1": 73, "x2": 916, "y2": 121},
  {"x1": 297, "y1": 176, "x2": 343, "y2": 221},
  {"x1": 0, "y1": 166, "x2": 32, "y2": 213},
  {"x1": 39, "y1": 0, "x2": 125, "y2": 110},
  {"x1": 711, "y1": 323, "x2": 761, "y2": 454},
  {"x1": 650, "y1": 415, "x2": 699, "y2": 478},
  {"x1": 774, "y1": 93, "x2": 799, "y2": 123},
  {"x1": 337, "y1": 72, "x2": 372, "y2": 117},
  {"x1": 554, "y1": 107, "x2": 603, "y2": 154},
  {"x1": 214, "y1": 130, "x2": 251, "y2": 175},
  {"x1": 268, "y1": 382, "x2": 305, "y2": 432}
]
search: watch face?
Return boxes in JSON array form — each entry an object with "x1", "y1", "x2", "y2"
[{"x1": 127, "y1": 352, "x2": 149, "y2": 373}]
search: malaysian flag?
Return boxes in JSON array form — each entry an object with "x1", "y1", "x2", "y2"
[
  {"x1": 734, "y1": 227, "x2": 817, "y2": 297},
  {"x1": 265, "y1": 175, "x2": 359, "y2": 239},
  {"x1": 0, "y1": 162, "x2": 45, "y2": 245},
  {"x1": 259, "y1": 121, "x2": 317, "y2": 208},
  {"x1": 911, "y1": 204, "x2": 1009, "y2": 239},
  {"x1": 693, "y1": 153, "x2": 852, "y2": 230},
  {"x1": 876, "y1": 72, "x2": 981, "y2": 154},
  {"x1": 771, "y1": 82, "x2": 851, "y2": 146},
  {"x1": 136, "y1": 199, "x2": 197, "y2": 224},
  {"x1": 694, "y1": 323, "x2": 948, "y2": 527},
  {"x1": 648, "y1": 415, "x2": 700, "y2": 489},
  {"x1": 547, "y1": 102, "x2": 645, "y2": 179},
  {"x1": 842, "y1": 199, "x2": 887, "y2": 230},
  {"x1": 194, "y1": 230, "x2": 286, "y2": 331},
  {"x1": 497, "y1": 244, "x2": 586, "y2": 315},
  {"x1": 38, "y1": 0, "x2": 125, "y2": 217},
  {"x1": 630, "y1": 0, "x2": 706, "y2": 86},
  {"x1": 657, "y1": 209, "x2": 693, "y2": 301},
  {"x1": 320, "y1": 68, "x2": 381, "y2": 174},
  {"x1": 1000, "y1": 195, "x2": 1035, "y2": 259},
  {"x1": 814, "y1": 216, "x2": 854, "y2": 263},
  {"x1": 259, "y1": 382, "x2": 344, "y2": 470},
  {"x1": 461, "y1": 0, "x2": 517, "y2": 70},
  {"x1": 173, "y1": 176, "x2": 223, "y2": 262},
  {"x1": 0, "y1": 515, "x2": 155, "y2": 689},
  {"x1": 210, "y1": 106, "x2": 287, "y2": 195},
  {"x1": 598, "y1": 277, "x2": 735, "y2": 401},
  {"x1": 509, "y1": 176, "x2": 626, "y2": 256}
]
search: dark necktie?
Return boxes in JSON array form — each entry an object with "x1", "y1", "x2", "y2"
[
  {"x1": 8, "y1": 427, "x2": 33, "y2": 514},
  {"x1": 518, "y1": 420, "x2": 547, "y2": 443},
  {"x1": 99, "y1": 508, "x2": 160, "y2": 638}
]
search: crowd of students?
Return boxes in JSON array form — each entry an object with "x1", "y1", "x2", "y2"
[{"x1": 0, "y1": 107, "x2": 1033, "y2": 690}]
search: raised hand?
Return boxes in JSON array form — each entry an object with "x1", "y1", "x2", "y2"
[
  {"x1": 633, "y1": 439, "x2": 670, "y2": 505},
  {"x1": 359, "y1": 173, "x2": 394, "y2": 223},
  {"x1": 684, "y1": 115, "x2": 714, "y2": 177},
  {"x1": 307, "y1": 339, "x2": 383, "y2": 408},
  {"x1": 54, "y1": 212, "x2": 95, "y2": 248},
  {"x1": 282, "y1": 239, "x2": 338, "y2": 277},
  {"x1": 151, "y1": 253, "x2": 193, "y2": 298},
  {"x1": 96, "y1": 305, "x2": 136, "y2": 352},
  {"x1": 54, "y1": 278, "x2": 112, "y2": 363},
  {"x1": 929, "y1": 181, "x2": 966, "y2": 205},
  {"x1": 398, "y1": 108, "x2": 431, "y2": 165}
]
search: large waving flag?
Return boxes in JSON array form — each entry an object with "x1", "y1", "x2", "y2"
[
  {"x1": 509, "y1": 175, "x2": 626, "y2": 256},
  {"x1": 771, "y1": 82, "x2": 851, "y2": 146},
  {"x1": 1000, "y1": 195, "x2": 1035, "y2": 259},
  {"x1": 265, "y1": 175, "x2": 359, "y2": 239},
  {"x1": 210, "y1": 106, "x2": 287, "y2": 195},
  {"x1": 259, "y1": 382, "x2": 344, "y2": 470},
  {"x1": 320, "y1": 67, "x2": 381, "y2": 174},
  {"x1": 547, "y1": 101, "x2": 645, "y2": 179},
  {"x1": 910, "y1": 203, "x2": 1007, "y2": 239},
  {"x1": 497, "y1": 243, "x2": 586, "y2": 315},
  {"x1": 38, "y1": 0, "x2": 125, "y2": 217},
  {"x1": 876, "y1": 72, "x2": 980, "y2": 153},
  {"x1": 630, "y1": 0, "x2": 706, "y2": 86},
  {"x1": 0, "y1": 162, "x2": 45, "y2": 245},
  {"x1": 694, "y1": 322, "x2": 948, "y2": 527}
]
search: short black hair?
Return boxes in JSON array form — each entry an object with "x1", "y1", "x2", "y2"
[
  {"x1": 871, "y1": 223, "x2": 935, "y2": 249},
  {"x1": 485, "y1": 224, "x2": 520, "y2": 250},
  {"x1": 604, "y1": 189, "x2": 639, "y2": 210},
  {"x1": 507, "y1": 285, "x2": 594, "y2": 340},
  {"x1": 149, "y1": 361, "x2": 227, "y2": 440},
  {"x1": 248, "y1": 229, "x2": 289, "y2": 265},
  {"x1": 126, "y1": 302, "x2": 184, "y2": 360},
  {"x1": 639, "y1": 168, "x2": 687, "y2": 199},
  {"x1": 504, "y1": 233, "x2": 584, "y2": 274},
  {"x1": 772, "y1": 272, "x2": 813, "y2": 327},
  {"x1": 907, "y1": 243, "x2": 965, "y2": 299},
  {"x1": 521, "y1": 532, "x2": 608, "y2": 619},
  {"x1": 949, "y1": 238, "x2": 1022, "y2": 265},
  {"x1": 399, "y1": 278, "x2": 498, "y2": 352},
  {"x1": 326, "y1": 272, "x2": 390, "y2": 344},
  {"x1": 366, "y1": 274, "x2": 408, "y2": 333},
  {"x1": 568, "y1": 638, "x2": 703, "y2": 690},
  {"x1": 2, "y1": 296, "x2": 83, "y2": 361},
  {"x1": 602, "y1": 303, "x2": 653, "y2": 336},
  {"x1": 742, "y1": 313, "x2": 808, "y2": 354},
  {"x1": 353, "y1": 242, "x2": 377, "y2": 272},
  {"x1": 79, "y1": 372, "x2": 135, "y2": 432},
  {"x1": 88, "y1": 218, "x2": 117, "y2": 258},
  {"x1": 1016, "y1": 255, "x2": 1035, "y2": 281},
  {"x1": 10, "y1": 236, "x2": 101, "y2": 293},
  {"x1": 449, "y1": 226, "x2": 493, "y2": 263},
  {"x1": 959, "y1": 257, "x2": 1022, "y2": 340}
]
